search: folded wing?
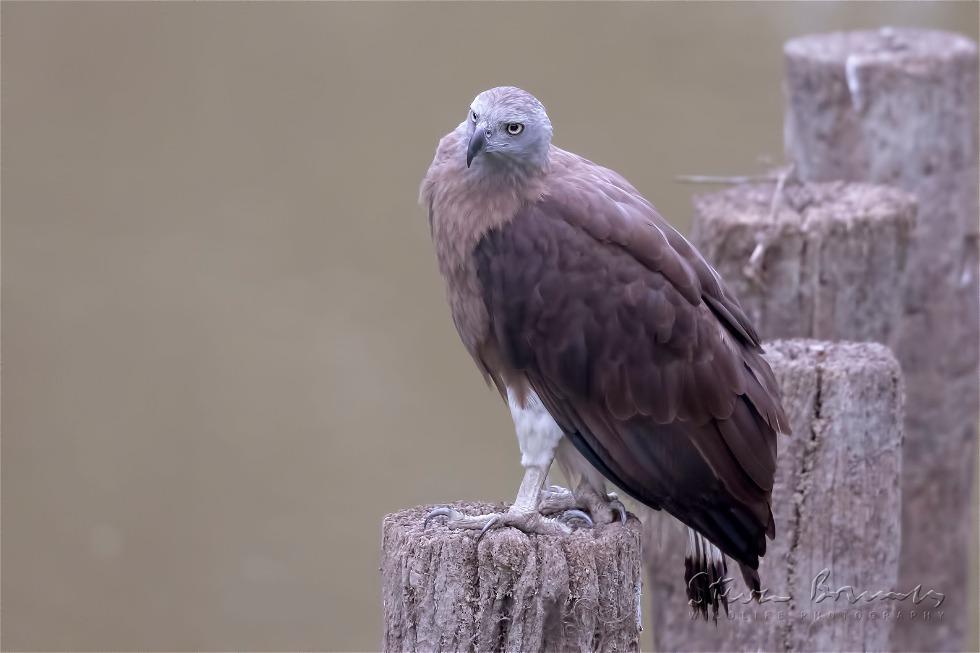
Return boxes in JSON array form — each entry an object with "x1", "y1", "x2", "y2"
[{"x1": 473, "y1": 161, "x2": 788, "y2": 571}]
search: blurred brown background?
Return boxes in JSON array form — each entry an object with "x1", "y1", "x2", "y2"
[{"x1": 3, "y1": 2, "x2": 977, "y2": 651}]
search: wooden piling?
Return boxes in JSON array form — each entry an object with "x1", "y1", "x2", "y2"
[
  {"x1": 646, "y1": 339, "x2": 905, "y2": 653},
  {"x1": 381, "y1": 501, "x2": 642, "y2": 652},
  {"x1": 690, "y1": 180, "x2": 915, "y2": 346}
]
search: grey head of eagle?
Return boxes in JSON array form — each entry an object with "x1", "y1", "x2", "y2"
[{"x1": 420, "y1": 86, "x2": 790, "y2": 619}]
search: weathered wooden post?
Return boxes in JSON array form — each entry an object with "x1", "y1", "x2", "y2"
[
  {"x1": 646, "y1": 340, "x2": 905, "y2": 652},
  {"x1": 690, "y1": 181, "x2": 915, "y2": 345},
  {"x1": 784, "y1": 28, "x2": 979, "y2": 651},
  {"x1": 382, "y1": 501, "x2": 642, "y2": 652}
]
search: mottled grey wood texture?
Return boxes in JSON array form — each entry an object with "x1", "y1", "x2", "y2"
[
  {"x1": 382, "y1": 502, "x2": 641, "y2": 653},
  {"x1": 690, "y1": 181, "x2": 915, "y2": 346},
  {"x1": 784, "y1": 28, "x2": 979, "y2": 651},
  {"x1": 646, "y1": 339, "x2": 904, "y2": 653}
]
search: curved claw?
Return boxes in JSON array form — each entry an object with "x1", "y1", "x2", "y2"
[
  {"x1": 609, "y1": 498, "x2": 628, "y2": 525},
  {"x1": 476, "y1": 515, "x2": 502, "y2": 542},
  {"x1": 424, "y1": 506, "x2": 459, "y2": 529},
  {"x1": 558, "y1": 509, "x2": 594, "y2": 529}
]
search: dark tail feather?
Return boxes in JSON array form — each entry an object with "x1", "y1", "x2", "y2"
[
  {"x1": 739, "y1": 562, "x2": 763, "y2": 602},
  {"x1": 684, "y1": 528, "x2": 729, "y2": 622}
]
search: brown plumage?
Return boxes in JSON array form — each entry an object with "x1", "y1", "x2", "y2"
[{"x1": 421, "y1": 87, "x2": 789, "y2": 615}]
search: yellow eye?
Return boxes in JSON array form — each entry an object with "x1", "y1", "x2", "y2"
[
  {"x1": 507, "y1": 123, "x2": 524, "y2": 135},
  {"x1": 471, "y1": 111, "x2": 478, "y2": 122}
]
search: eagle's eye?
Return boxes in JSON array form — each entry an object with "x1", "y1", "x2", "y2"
[
  {"x1": 506, "y1": 123, "x2": 525, "y2": 135},
  {"x1": 471, "y1": 111, "x2": 478, "y2": 123}
]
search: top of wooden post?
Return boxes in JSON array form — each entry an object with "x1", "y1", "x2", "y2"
[
  {"x1": 785, "y1": 27, "x2": 976, "y2": 66},
  {"x1": 784, "y1": 27, "x2": 978, "y2": 190},
  {"x1": 693, "y1": 180, "x2": 916, "y2": 231},
  {"x1": 690, "y1": 180, "x2": 915, "y2": 343}
]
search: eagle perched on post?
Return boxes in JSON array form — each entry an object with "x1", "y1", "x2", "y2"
[{"x1": 420, "y1": 86, "x2": 789, "y2": 616}]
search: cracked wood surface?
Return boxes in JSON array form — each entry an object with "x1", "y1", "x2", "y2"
[
  {"x1": 784, "y1": 28, "x2": 979, "y2": 651},
  {"x1": 381, "y1": 502, "x2": 642, "y2": 653},
  {"x1": 645, "y1": 339, "x2": 904, "y2": 652}
]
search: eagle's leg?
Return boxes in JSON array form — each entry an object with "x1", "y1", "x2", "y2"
[{"x1": 423, "y1": 388, "x2": 592, "y2": 537}]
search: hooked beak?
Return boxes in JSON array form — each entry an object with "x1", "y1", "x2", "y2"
[{"x1": 466, "y1": 129, "x2": 487, "y2": 168}]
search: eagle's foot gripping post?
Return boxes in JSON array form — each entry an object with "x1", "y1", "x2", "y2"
[
  {"x1": 538, "y1": 484, "x2": 628, "y2": 526},
  {"x1": 423, "y1": 505, "x2": 593, "y2": 540}
]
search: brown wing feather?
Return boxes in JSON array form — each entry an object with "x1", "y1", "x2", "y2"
[{"x1": 474, "y1": 168, "x2": 788, "y2": 569}]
